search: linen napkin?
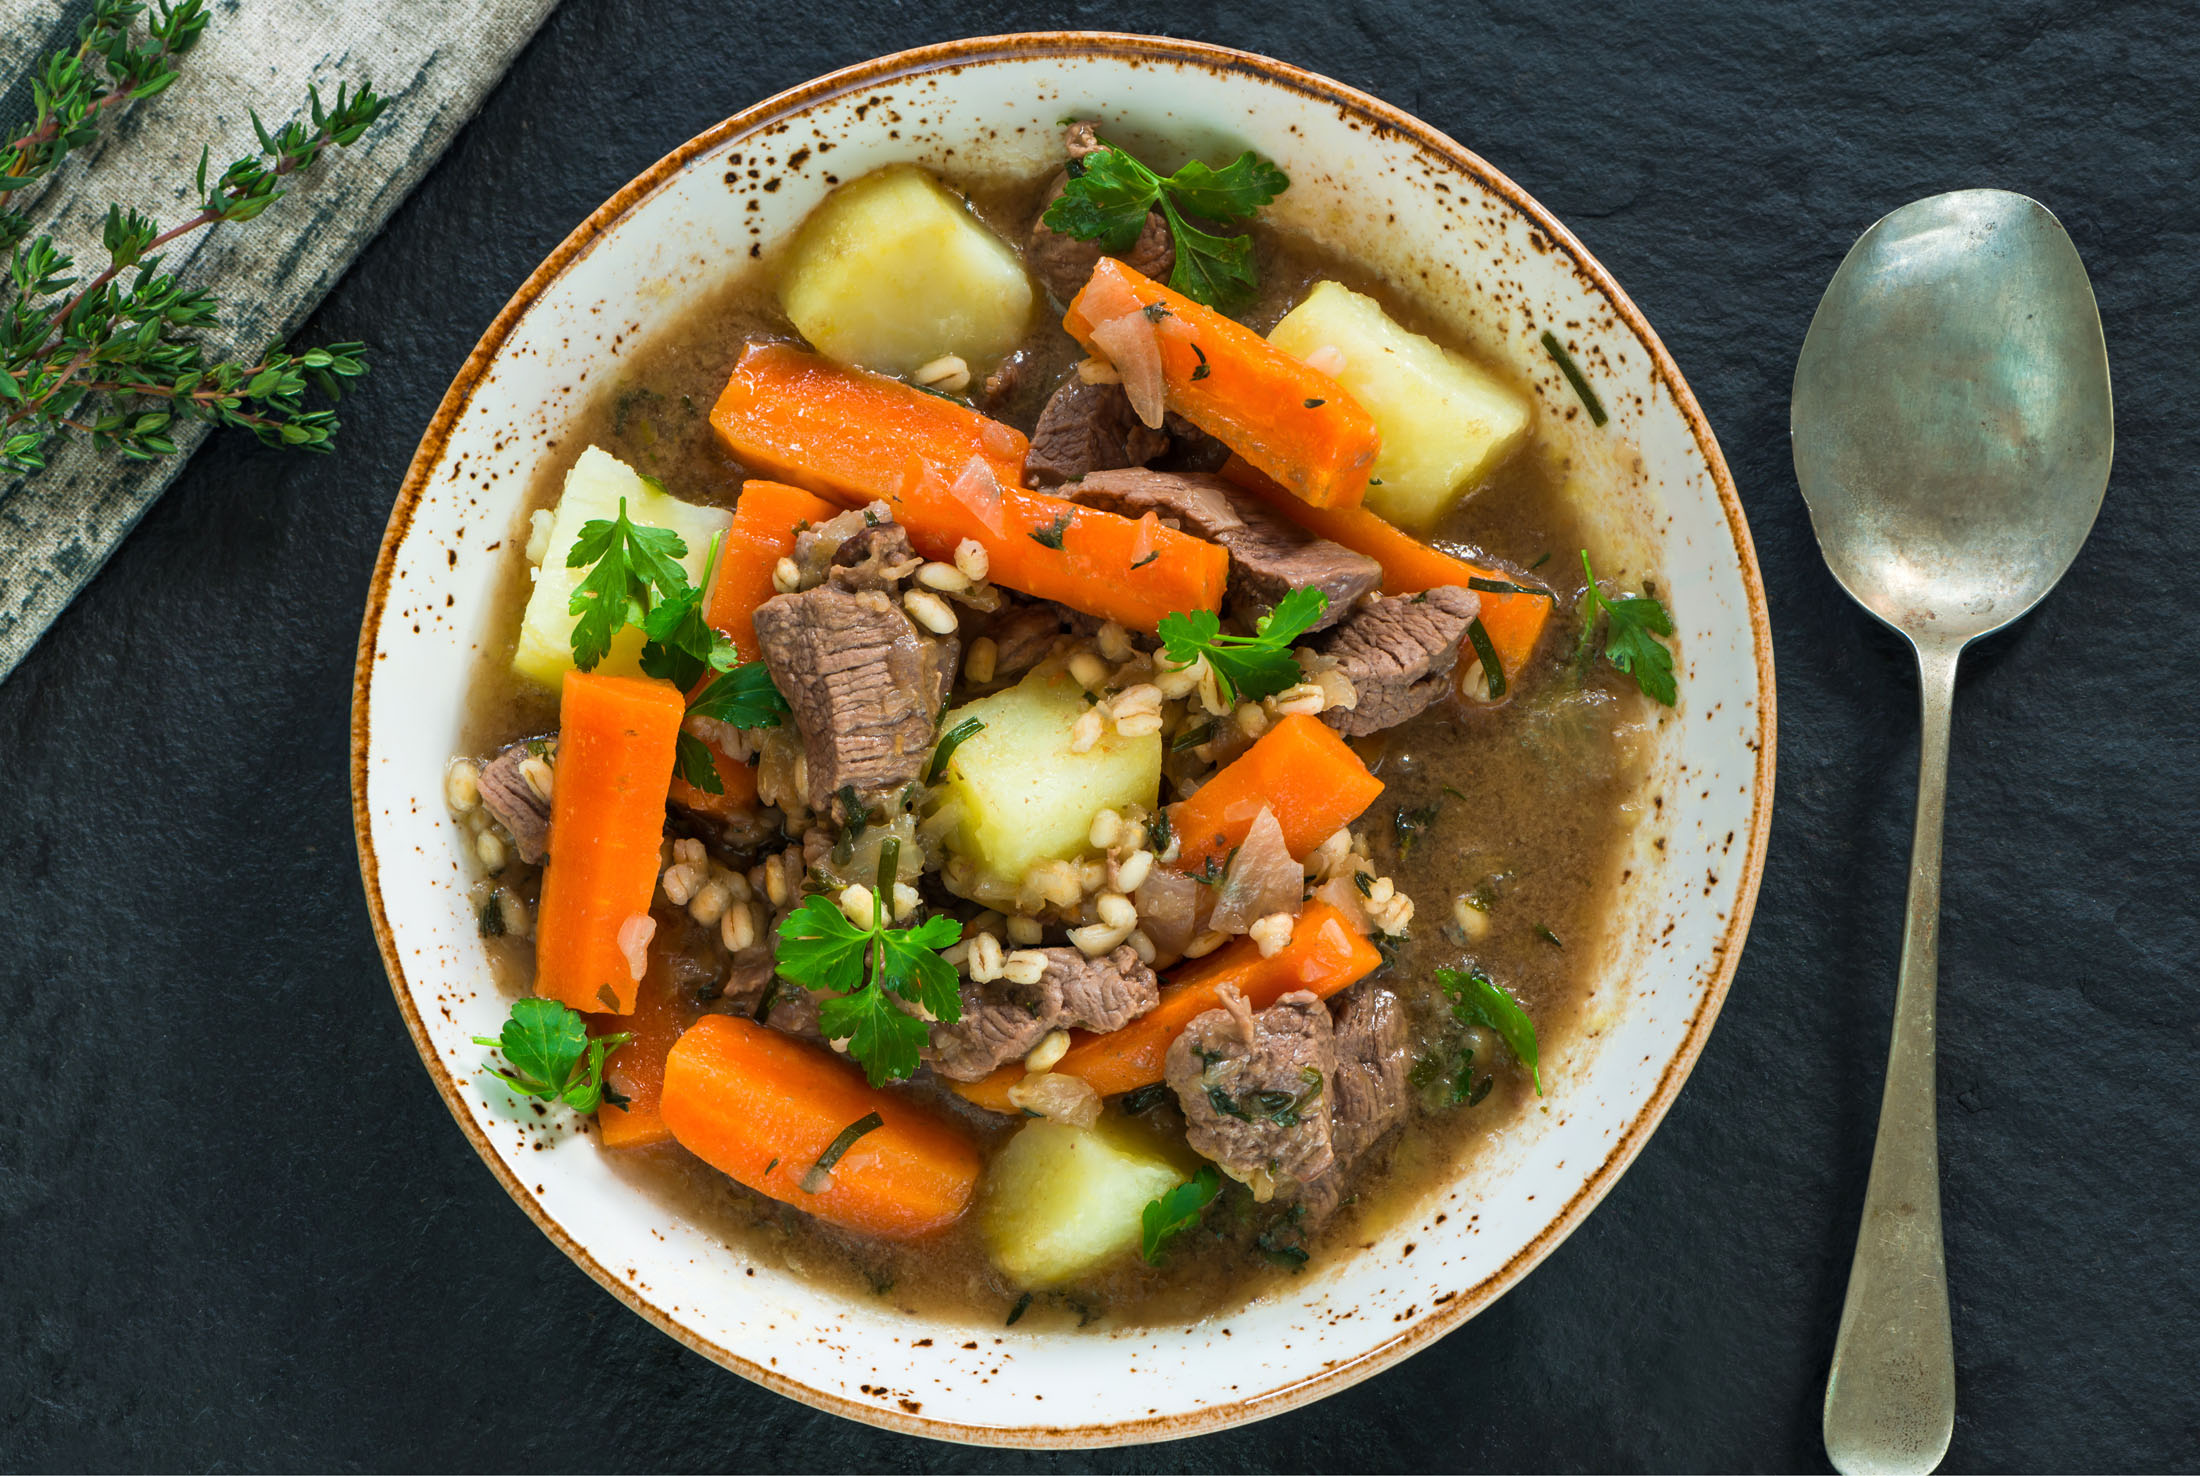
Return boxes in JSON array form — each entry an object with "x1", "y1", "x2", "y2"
[{"x1": 0, "y1": 0, "x2": 562, "y2": 682}]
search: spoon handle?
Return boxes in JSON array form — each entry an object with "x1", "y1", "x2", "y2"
[{"x1": 1823, "y1": 640, "x2": 1960, "y2": 1475}]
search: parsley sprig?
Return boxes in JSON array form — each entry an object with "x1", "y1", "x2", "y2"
[
  {"x1": 1043, "y1": 139, "x2": 1289, "y2": 309},
  {"x1": 1575, "y1": 550, "x2": 1677, "y2": 706},
  {"x1": 1140, "y1": 1165, "x2": 1223, "y2": 1264},
  {"x1": 1437, "y1": 966, "x2": 1541, "y2": 1096},
  {"x1": 2, "y1": 5, "x2": 387, "y2": 473},
  {"x1": 563, "y1": 498, "x2": 789, "y2": 792},
  {"x1": 773, "y1": 839, "x2": 963, "y2": 1085},
  {"x1": 473, "y1": 997, "x2": 631, "y2": 1114},
  {"x1": 1157, "y1": 586, "x2": 1327, "y2": 706}
]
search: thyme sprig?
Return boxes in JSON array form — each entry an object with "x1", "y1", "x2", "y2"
[{"x1": 2, "y1": 4, "x2": 390, "y2": 474}]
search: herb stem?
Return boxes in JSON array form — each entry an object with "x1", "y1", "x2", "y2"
[{"x1": 1539, "y1": 330, "x2": 1609, "y2": 427}]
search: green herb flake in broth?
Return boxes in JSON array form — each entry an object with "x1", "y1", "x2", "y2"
[
  {"x1": 1533, "y1": 923, "x2": 1564, "y2": 949},
  {"x1": 1140, "y1": 1165, "x2": 1223, "y2": 1264},
  {"x1": 1121, "y1": 1082, "x2": 1171, "y2": 1116},
  {"x1": 1006, "y1": 1292, "x2": 1032, "y2": 1327},
  {"x1": 1438, "y1": 966, "x2": 1542, "y2": 1095}
]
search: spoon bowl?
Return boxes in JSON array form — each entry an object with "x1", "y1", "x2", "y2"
[
  {"x1": 1792, "y1": 188, "x2": 2112, "y2": 1476},
  {"x1": 1794, "y1": 190, "x2": 2113, "y2": 649}
]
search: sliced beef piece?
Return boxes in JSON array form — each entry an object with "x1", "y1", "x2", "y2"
[
  {"x1": 752, "y1": 584, "x2": 954, "y2": 813},
  {"x1": 715, "y1": 947, "x2": 777, "y2": 1009},
  {"x1": 477, "y1": 741, "x2": 553, "y2": 864},
  {"x1": 1314, "y1": 586, "x2": 1481, "y2": 735},
  {"x1": 976, "y1": 602, "x2": 1065, "y2": 676},
  {"x1": 1027, "y1": 130, "x2": 1175, "y2": 304},
  {"x1": 1165, "y1": 986, "x2": 1337, "y2": 1201},
  {"x1": 828, "y1": 518, "x2": 921, "y2": 593},
  {"x1": 926, "y1": 945, "x2": 1159, "y2": 1081},
  {"x1": 1025, "y1": 377, "x2": 1170, "y2": 487},
  {"x1": 1218, "y1": 499, "x2": 1380, "y2": 630},
  {"x1": 1070, "y1": 469, "x2": 1378, "y2": 630},
  {"x1": 1069, "y1": 468, "x2": 1246, "y2": 540}
]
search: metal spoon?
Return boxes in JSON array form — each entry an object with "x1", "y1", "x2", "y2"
[{"x1": 1792, "y1": 189, "x2": 2113, "y2": 1474}]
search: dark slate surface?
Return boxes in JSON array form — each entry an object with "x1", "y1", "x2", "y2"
[{"x1": 3, "y1": 1, "x2": 2194, "y2": 1469}]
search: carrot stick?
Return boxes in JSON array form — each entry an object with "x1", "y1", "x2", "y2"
[
  {"x1": 709, "y1": 344, "x2": 1226, "y2": 630},
  {"x1": 1220, "y1": 455, "x2": 1553, "y2": 676},
  {"x1": 950, "y1": 900, "x2": 1381, "y2": 1113},
  {"x1": 1170, "y1": 713, "x2": 1384, "y2": 873},
  {"x1": 710, "y1": 341, "x2": 1027, "y2": 507},
  {"x1": 708, "y1": 479, "x2": 840, "y2": 661},
  {"x1": 661, "y1": 1014, "x2": 981, "y2": 1239},
  {"x1": 532, "y1": 672, "x2": 686, "y2": 1015},
  {"x1": 589, "y1": 943, "x2": 690, "y2": 1150},
  {"x1": 1064, "y1": 257, "x2": 1380, "y2": 509}
]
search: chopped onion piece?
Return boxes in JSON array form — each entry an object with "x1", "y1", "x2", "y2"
[
  {"x1": 1089, "y1": 310, "x2": 1165, "y2": 429},
  {"x1": 1208, "y1": 806, "x2": 1304, "y2": 933},
  {"x1": 949, "y1": 454, "x2": 1009, "y2": 538},
  {"x1": 1129, "y1": 510, "x2": 1160, "y2": 569}
]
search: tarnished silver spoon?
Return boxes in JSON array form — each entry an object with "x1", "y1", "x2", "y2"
[{"x1": 1792, "y1": 189, "x2": 2113, "y2": 1474}]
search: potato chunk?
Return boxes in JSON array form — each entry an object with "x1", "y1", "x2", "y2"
[
  {"x1": 512, "y1": 446, "x2": 730, "y2": 688},
  {"x1": 935, "y1": 665, "x2": 1161, "y2": 886},
  {"x1": 1268, "y1": 280, "x2": 1531, "y2": 530},
  {"x1": 980, "y1": 1116, "x2": 1196, "y2": 1288},
  {"x1": 778, "y1": 165, "x2": 1036, "y2": 377}
]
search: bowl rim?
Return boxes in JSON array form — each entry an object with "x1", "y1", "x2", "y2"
[{"x1": 350, "y1": 28, "x2": 1776, "y2": 1447}]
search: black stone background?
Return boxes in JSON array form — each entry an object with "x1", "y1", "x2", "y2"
[{"x1": 2, "y1": 1, "x2": 2195, "y2": 1469}]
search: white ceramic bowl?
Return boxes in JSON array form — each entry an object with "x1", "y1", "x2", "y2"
[{"x1": 353, "y1": 33, "x2": 1774, "y2": 1446}]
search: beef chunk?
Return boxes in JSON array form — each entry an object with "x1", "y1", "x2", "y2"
[
  {"x1": 1025, "y1": 377, "x2": 1170, "y2": 486},
  {"x1": 1166, "y1": 987, "x2": 1337, "y2": 1200},
  {"x1": 752, "y1": 584, "x2": 954, "y2": 812},
  {"x1": 976, "y1": 602, "x2": 1065, "y2": 677},
  {"x1": 762, "y1": 981, "x2": 826, "y2": 1042},
  {"x1": 828, "y1": 518, "x2": 920, "y2": 593},
  {"x1": 1157, "y1": 412, "x2": 1232, "y2": 474},
  {"x1": 1026, "y1": 129, "x2": 1176, "y2": 304},
  {"x1": 477, "y1": 741, "x2": 552, "y2": 864},
  {"x1": 1327, "y1": 984, "x2": 1412, "y2": 1167},
  {"x1": 1052, "y1": 944, "x2": 1159, "y2": 1033},
  {"x1": 1314, "y1": 586, "x2": 1481, "y2": 735},
  {"x1": 926, "y1": 945, "x2": 1160, "y2": 1081},
  {"x1": 928, "y1": 974, "x2": 1056, "y2": 1081},
  {"x1": 1071, "y1": 469, "x2": 1378, "y2": 630}
]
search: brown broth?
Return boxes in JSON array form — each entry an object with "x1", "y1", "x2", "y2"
[{"x1": 456, "y1": 168, "x2": 1649, "y2": 1332}]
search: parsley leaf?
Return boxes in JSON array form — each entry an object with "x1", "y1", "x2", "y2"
[
  {"x1": 689, "y1": 659, "x2": 790, "y2": 730},
  {"x1": 1576, "y1": 551, "x2": 1677, "y2": 706},
  {"x1": 1437, "y1": 966, "x2": 1541, "y2": 1095},
  {"x1": 565, "y1": 498, "x2": 688, "y2": 672},
  {"x1": 1043, "y1": 141, "x2": 1289, "y2": 308},
  {"x1": 1140, "y1": 1165, "x2": 1223, "y2": 1263},
  {"x1": 1156, "y1": 587, "x2": 1328, "y2": 706},
  {"x1": 471, "y1": 997, "x2": 631, "y2": 1114},
  {"x1": 774, "y1": 877, "x2": 965, "y2": 1087}
]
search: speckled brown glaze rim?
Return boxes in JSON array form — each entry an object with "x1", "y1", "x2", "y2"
[{"x1": 352, "y1": 31, "x2": 1776, "y2": 1449}]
